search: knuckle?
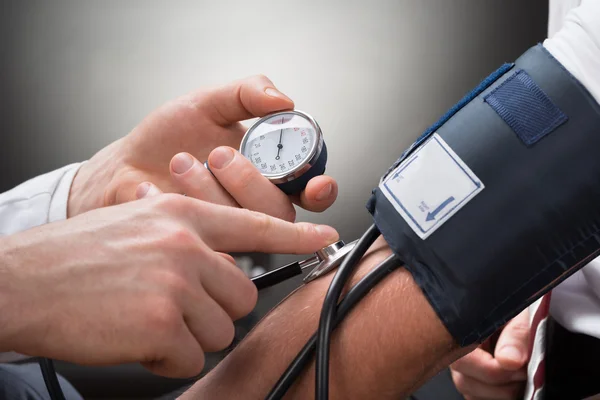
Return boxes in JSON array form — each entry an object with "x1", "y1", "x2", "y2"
[
  {"x1": 218, "y1": 252, "x2": 236, "y2": 264},
  {"x1": 280, "y1": 207, "x2": 296, "y2": 223},
  {"x1": 483, "y1": 367, "x2": 506, "y2": 383},
  {"x1": 450, "y1": 358, "x2": 466, "y2": 373},
  {"x1": 210, "y1": 260, "x2": 258, "y2": 321},
  {"x1": 154, "y1": 223, "x2": 199, "y2": 254},
  {"x1": 230, "y1": 165, "x2": 256, "y2": 191},
  {"x1": 193, "y1": 355, "x2": 206, "y2": 376},
  {"x1": 170, "y1": 352, "x2": 206, "y2": 378},
  {"x1": 186, "y1": 355, "x2": 206, "y2": 377},
  {"x1": 203, "y1": 317, "x2": 235, "y2": 352},
  {"x1": 194, "y1": 165, "x2": 216, "y2": 187},
  {"x1": 299, "y1": 222, "x2": 316, "y2": 236},
  {"x1": 509, "y1": 321, "x2": 531, "y2": 340},
  {"x1": 254, "y1": 211, "x2": 273, "y2": 242},
  {"x1": 451, "y1": 372, "x2": 468, "y2": 393},
  {"x1": 232, "y1": 278, "x2": 258, "y2": 320},
  {"x1": 167, "y1": 226, "x2": 198, "y2": 249},
  {"x1": 156, "y1": 193, "x2": 187, "y2": 212},
  {"x1": 295, "y1": 222, "x2": 315, "y2": 245},
  {"x1": 144, "y1": 296, "x2": 182, "y2": 337},
  {"x1": 449, "y1": 366, "x2": 460, "y2": 378},
  {"x1": 158, "y1": 267, "x2": 191, "y2": 295}
]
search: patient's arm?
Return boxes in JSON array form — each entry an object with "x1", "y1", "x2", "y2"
[{"x1": 182, "y1": 238, "x2": 474, "y2": 399}]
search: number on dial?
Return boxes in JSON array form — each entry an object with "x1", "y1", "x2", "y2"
[{"x1": 242, "y1": 119, "x2": 315, "y2": 177}]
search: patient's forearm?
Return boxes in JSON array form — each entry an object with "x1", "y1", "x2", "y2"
[{"x1": 183, "y1": 238, "x2": 473, "y2": 399}]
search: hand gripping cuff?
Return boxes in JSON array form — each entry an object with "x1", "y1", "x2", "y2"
[{"x1": 366, "y1": 44, "x2": 600, "y2": 346}]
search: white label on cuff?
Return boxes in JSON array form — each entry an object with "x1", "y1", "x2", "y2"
[{"x1": 380, "y1": 133, "x2": 484, "y2": 240}]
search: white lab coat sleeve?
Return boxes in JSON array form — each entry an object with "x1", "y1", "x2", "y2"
[
  {"x1": 543, "y1": 0, "x2": 600, "y2": 338},
  {"x1": 0, "y1": 162, "x2": 83, "y2": 236}
]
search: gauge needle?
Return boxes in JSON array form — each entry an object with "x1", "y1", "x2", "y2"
[{"x1": 275, "y1": 117, "x2": 284, "y2": 160}]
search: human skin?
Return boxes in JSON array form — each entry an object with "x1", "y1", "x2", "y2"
[
  {"x1": 135, "y1": 141, "x2": 476, "y2": 399},
  {"x1": 450, "y1": 310, "x2": 530, "y2": 400},
  {"x1": 180, "y1": 237, "x2": 477, "y2": 399},
  {"x1": 0, "y1": 75, "x2": 342, "y2": 379},
  {"x1": 68, "y1": 75, "x2": 338, "y2": 221},
  {"x1": 0, "y1": 194, "x2": 339, "y2": 378}
]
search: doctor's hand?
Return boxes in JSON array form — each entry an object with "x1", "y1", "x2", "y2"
[
  {"x1": 137, "y1": 143, "x2": 334, "y2": 222},
  {"x1": 450, "y1": 309, "x2": 530, "y2": 400},
  {"x1": 68, "y1": 75, "x2": 338, "y2": 221},
  {"x1": 0, "y1": 194, "x2": 339, "y2": 378}
]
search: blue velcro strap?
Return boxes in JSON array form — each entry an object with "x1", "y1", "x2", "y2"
[{"x1": 484, "y1": 69, "x2": 568, "y2": 146}]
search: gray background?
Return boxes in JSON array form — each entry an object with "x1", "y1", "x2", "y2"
[{"x1": 0, "y1": 1, "x2": 547, "y2": 398}]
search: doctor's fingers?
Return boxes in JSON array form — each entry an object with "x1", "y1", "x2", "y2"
[
  {"x1": 136, "y1": 181, "x2": 237, "y2": 264},
  {"x1": 187, "y1": 199, "x2": 339, "y2": 255},
  {"x1": 205, "y1": 147, "x2": 337, "y2": 217},
  {"x1": 169, "y1": 152, "x2": 238, "y2": 208},
  {"x1": 205, "y1": 145, "x2": 338, "y2": 215},
  {"x1": 171, "y1": 150, "x2": 297, "y2": 222},
  {"x1": 207, "y1": 147, "x2": 299, "y2": 221},
  {"x1": 135, "y1": 183, "x2": 339, "y2": 255},
  {"x1": 140, "y1": 259, "x2": 250, "y2": 378},
  {"x1": 207, "y1": 146, "x2": 338, "y2": 215},
  {"x1": 290, "y1": 174, "x2": 338, "y2": 213}
]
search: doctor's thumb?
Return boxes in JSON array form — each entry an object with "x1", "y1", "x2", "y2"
[{"x1": 494, "y1": 308, "x2": 531, "y2": 371}]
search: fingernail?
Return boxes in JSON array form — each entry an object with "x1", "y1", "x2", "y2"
[
  {"x1": 265, "y1": 87, "x2": 293, "y2": 103},
  {"x1": 315, "y1": 183, "x2": 333, "y2": 201},
  {"x1": 499, "y1": 346, "x2": 524, "y2": 363},
  {"x1": 172, "y1": 153, "x2": 194, "y2": 175},
  {"x1": 315, "y1": 225, "x2": 339, "y2": 242},
  {"x1": 210, "y1": 147, "x2": 234, "y2": 169},
  {"x1": 136, "y1": 182, "x2": 160, "y2": 199}
]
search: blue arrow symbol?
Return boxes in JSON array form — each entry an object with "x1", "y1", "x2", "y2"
[{"x1": 426, "y1": 196, "x2": 455, "y2": 221}]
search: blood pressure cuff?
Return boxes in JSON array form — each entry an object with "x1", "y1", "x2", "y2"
[{"x1": 366, "y1": 44, "x2": 600, "y2": 346}]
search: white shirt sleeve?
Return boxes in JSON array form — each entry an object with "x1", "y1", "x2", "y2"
[
  {"x1": 542, "y1": 0, "x2": 600, "y2": 338},
  {"x1": 0, "y1": 163, "x2": 83, "y2": 236}
]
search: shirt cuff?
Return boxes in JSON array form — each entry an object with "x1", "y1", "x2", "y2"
[{"x1": 48, "y1": 162, "x2": 85, "y2": 223}]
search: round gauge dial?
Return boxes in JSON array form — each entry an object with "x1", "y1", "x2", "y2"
[{"x1": 240, "y1": 111, "x2": 319, "y2": 178}]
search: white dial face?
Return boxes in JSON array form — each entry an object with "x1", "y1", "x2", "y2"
[{"x1": 241, "y1": 113, "x2": 317, "y2": 177}]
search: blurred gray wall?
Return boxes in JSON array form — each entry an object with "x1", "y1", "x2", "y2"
[{"x1": 1, "y1": 0, "x2": 547, "y2": 255}]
